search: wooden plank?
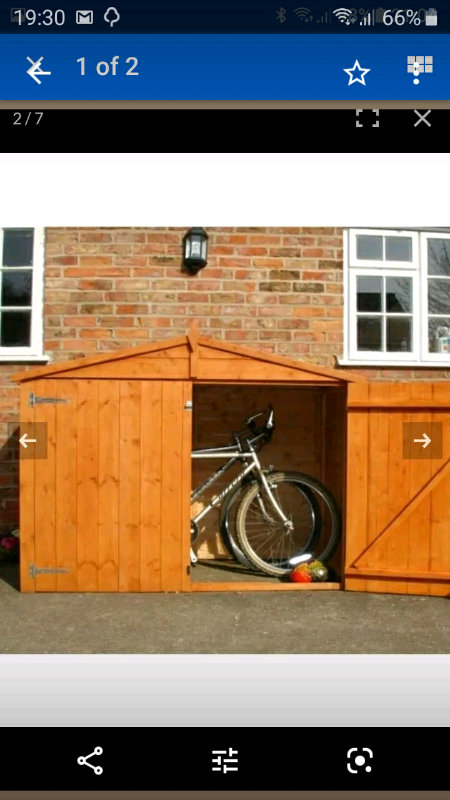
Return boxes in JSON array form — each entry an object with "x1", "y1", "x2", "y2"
[
  {"x1": 344, "y1": 383, "x2": 370, "y2": 592},
  {"x1": 118, "y1": 380, "x2": 141, "y2": 592},
  {"x1": 346, "y1": 567, "x2": 450, "y2": 581},
  {"x1": 349, "y1": 400, "x2": 450, "y2": 408},
  {"x1": 363, "y1": 383, "x2": 391, "y2": 593},
  {"x1": 196, "y1": 359, "x2": 337, "y2": 382},
  {"x1": 76, "y1": 380, "x2": 99, "y2": 591},
  {"x1": 34, "y1": 379, "x2": 57, "y2": 592},
  {"x1": 98, "y1": 381, "x2": 120, "y2": 592},
  {"x1": 161, "y1": 381, "x2": 184, "y2": 591},
  {"x1": 187, "y1": 319, "x2": 200, "y2": 378},
  {"x1": 55, "y1": 380, "x2": 78, "y2": 591},
  {"x1": 191, "y1": 582, "x2": 342, "y2": 591},
  {"x1": 198, "y1": 335, "x2": 367, "y2": 383},
  {"x1": 382, "y1": 384, "x2": 411, "y2": 594},
  {"x1": 140, "y1": 381, "x2": 162, "y2": 592},
  {"x1": 429, "y1": 383, "x2": 450, "y2": 596},
  {"x1": 19, "y1": 382, "x2": 35, "y2": 592},
  {"x1": 406, "y1": 383, "x2": 433, "y2": 595},
  {"x1": 181, "y1": 382, "x2": 193, "y2": 591},
  {"x1": 12, "y1": 337, "x2": 188, "y2": 382},
  {"x1": 54, "y1": 357, "x2": 190, "y2": 380}
]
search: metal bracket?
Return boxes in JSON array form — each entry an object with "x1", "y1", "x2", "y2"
[
  {"x1": 29, "y1": 564, "x2": 71, "y2": 579},
  {"x1": 29, "y1": 393, "x2": 69, "y2": 408}
]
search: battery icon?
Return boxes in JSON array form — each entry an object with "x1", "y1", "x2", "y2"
[{"x1": 425, "y1": 8, "x2": 438, "y2": 25}]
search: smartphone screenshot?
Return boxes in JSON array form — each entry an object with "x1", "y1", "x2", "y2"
[{"x1": 0, "y1": 1, "x2": 449, "y2": 796}]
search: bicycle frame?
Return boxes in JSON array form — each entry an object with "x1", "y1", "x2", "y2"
[{"x1": 191, "y1": 440, "x2": 290, "y2": 528}]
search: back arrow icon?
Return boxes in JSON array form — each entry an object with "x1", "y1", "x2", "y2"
[{"x1": 26, "y1": 56, "x2": 51, "y2": 84}]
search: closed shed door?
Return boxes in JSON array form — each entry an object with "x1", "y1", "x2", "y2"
[
  {"x1": 20, "y1": 379, "x2": 192, "y2": 592},
  {"x1": 346, "y1": 382, "x2": 450, "y2": 597}
]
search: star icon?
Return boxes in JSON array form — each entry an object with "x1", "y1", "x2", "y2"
[{"x1": 344, "y1": 59, "x2": 371, "y2": 86}]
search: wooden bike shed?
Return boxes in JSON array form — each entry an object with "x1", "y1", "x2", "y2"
[{"x1": 13, "y1": 325, "x2": 450, "y2": 597}]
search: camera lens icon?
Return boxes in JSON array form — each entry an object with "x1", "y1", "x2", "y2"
[{"x1": 347, "y1": 747, "x2": 373, "y2": 774}]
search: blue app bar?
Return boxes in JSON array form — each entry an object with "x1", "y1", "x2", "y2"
[{"x1": 0, "y1": 33, "x2": 448, "y2": 100}]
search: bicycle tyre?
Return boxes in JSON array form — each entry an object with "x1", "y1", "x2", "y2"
[
  {"x1": 219, "y1": 474, "x2": 322, "y2": 569},
  {"x1": 235, "y1": 471, "x2": 340, "y2": 577}
]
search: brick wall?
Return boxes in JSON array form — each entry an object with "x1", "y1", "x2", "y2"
[
  {"x1": 42, "y1": 226, "x2": 344, "y2": 361},
  {"x1": 0, "y1": 226, "x2": 448, "y2": 535}
]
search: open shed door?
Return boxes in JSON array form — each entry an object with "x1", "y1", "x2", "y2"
[
  {"x1": 19, "y1": 378, "x2": 192, "y2": 593},
  {"x1": 345, "y1": 382, "x2": 450, "y2": 597}
]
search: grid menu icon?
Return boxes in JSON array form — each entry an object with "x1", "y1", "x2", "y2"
[{"x1": 407, "y1": 56, "x2": 434, "y2": 74}]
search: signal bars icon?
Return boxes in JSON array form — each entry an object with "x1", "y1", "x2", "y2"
[{"x1": 360, "y1": 10, "x2": 374, "y2": 25}]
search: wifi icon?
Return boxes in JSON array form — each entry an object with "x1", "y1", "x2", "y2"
[
  {"x1": 294, "y1": 7, "x2": 312, "y2": 20},
  {"x1": 333, "y1": 7, "x2": 354, "y2": 23}
]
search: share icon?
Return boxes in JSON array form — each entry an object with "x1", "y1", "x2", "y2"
[{"x1": 77, "y1": 746, "x2": 103, "y2": 775}]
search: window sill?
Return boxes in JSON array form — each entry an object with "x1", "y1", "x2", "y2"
[
  {"x1": 337, "y1": 358, "x2": 450, "y2": 368},
  {"x1": 0, "y1": 354, "x2": 50, "y2": 364}
]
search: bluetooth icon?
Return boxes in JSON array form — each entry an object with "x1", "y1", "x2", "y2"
[{"x1": 276, "y1": 7, "x2": 286, "y2": 22}]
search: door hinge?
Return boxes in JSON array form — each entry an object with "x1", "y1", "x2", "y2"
[
  {"x1": 186, "y1": 565, "x2": 190, "y2": 576},
  {"x1": 185, "y1": 400, "x2": 193, "y2": 410},
  {"x1": 29, "y1": 564, "x2": 71, "y2": 579},
  {"x1": 29, "y1": 392, "x2": 70, "y2": 408}
]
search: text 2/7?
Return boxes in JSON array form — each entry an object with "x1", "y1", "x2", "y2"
[{"x1": 77, "y1": 57, "x2": 139, "y2": 76}]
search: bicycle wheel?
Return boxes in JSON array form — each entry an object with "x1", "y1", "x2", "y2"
[
  {"x1": 235, "y1": 471, "x2": 340, "y2": 577},
  {"x1": 220, "y1": 475, "x2": 322, "y2": 570}
]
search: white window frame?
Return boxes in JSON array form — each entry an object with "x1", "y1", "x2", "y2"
[
  {"x1": 348, "y1": 267, "x2": 420, "y2": 362},
  {"x1": 343, "y1": 228, "x2": 450, "y2": 367},
  {"x1": 0, "y1": 227, "x2": 46, "y2": 361},
  {"x1": 348, "y1": 228, "x2": 420, "y2": 270},
  {"x1": 420, "y1": 231, "x2": 450, "y2": 363}
]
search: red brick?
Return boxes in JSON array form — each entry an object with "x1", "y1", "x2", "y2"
[
  {"x1": 80, "y1": 233, "x2": 113, "y2": 242},
  {"x1": 116, "y1": 305, "x2": 149, "y2": 314},
  {"x1": 137, "y1": 318, "x2": 172, "y2": 328},
  {"x1": 115, "y1": 329, "x2": 149, "y2": 339},
  {"x1": 64, "y1": 317, "x2": 97, "y2": 327},
  {"x1": 79, "y1": 256, "x2": 114, "y2": 265},
  {"x1": 79, "y1": 329, "x2": 112, "y2": 338}
]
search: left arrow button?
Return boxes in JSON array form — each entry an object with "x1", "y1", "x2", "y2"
[{"x1": 26, "y1": 56, "x2": 51, "y2": 84}]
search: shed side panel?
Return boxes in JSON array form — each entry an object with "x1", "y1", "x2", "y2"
[
  {"x1": 98, "y1": 381, "x2": 120, "y2": 592},
  {"x1": 119, "y1": 381, "x2": 142, "y2": 592},
  {"x1": 34, "y1": 379, "x2": 57, "y2": 591},
  {"x1": 77, "y1": 380, "x2": 99, "y2": 591},
  {"x1": 55, "y1": 380, "x2": 78, "y2": 591},
  {"x1": 160, "y1": 381, "x2": 186, "y2": 592},
  {"x1": 19, "y1": 382, "x2": 36, "y2": 592}
]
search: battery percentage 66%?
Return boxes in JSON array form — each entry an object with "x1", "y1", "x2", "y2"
[{"x1": 382, "y1": 9, "x2": 422, "y2": 25}]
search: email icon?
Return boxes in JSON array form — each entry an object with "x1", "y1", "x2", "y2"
[{"x1": 76, "y1": 9, "x2": 93, "y2": 23}]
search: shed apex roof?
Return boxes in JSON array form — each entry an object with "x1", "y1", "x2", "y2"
[{"x1": 12, "y1": 328, "x2": 367, "y2": 383}]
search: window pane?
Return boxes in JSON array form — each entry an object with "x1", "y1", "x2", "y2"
[
  {"x1": 0, "y1": 311, "x2": 31, "y2": 346},
  {"x1": 356, "y1": 235, "x2": 383, "y2": 260},
  {"x1": 1, "y1": 270, "x2": 32, "y2": 306},
  {"x1": 2, "y1": 229, "x2": 34, "y2": 267},
  {"x1": 357, "y1": 317, "x2": 382, "y2": 351},
  {"x1": 428, "y1": 318, "x2": 450, "y2": 353},
  {"x1": 386, "y1": 317, "x2": 412, "y2": 352},
  {"x1": 386, "y1": 277, "x2": 412, "y2": 313},
  {"x1": 427, "y1": 239, "x2": 450, "y2": 276},
  {"x1": 428, "y1": 279, "x2": 450, "y2": 314},
  {"x1": 385, "y1": 236, "x2": 412, "y2": 262},
  {"x1": 357, "y1": 276, "x2": 382, "y2": 312}
]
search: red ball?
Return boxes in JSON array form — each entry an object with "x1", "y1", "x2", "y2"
[{"x1": 289, "y1": 567, "x2": 313, "y2": 583}]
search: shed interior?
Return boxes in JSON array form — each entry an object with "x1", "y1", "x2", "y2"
[{"x1": 190, "y1": 382, "x2": 347, "y2": 587}]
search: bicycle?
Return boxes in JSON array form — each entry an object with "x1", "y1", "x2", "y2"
[{"x1": 190, "y1": 406, "x2": 340, "y2": 577}]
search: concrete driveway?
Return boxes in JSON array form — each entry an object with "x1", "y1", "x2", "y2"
[{"x1": 1, "y1": 565, "x2": 449, "y2": 653}]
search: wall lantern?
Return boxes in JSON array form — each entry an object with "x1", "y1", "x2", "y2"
[{"x1": 182, "y1": 227, "x2": 209, "y2": 275}]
